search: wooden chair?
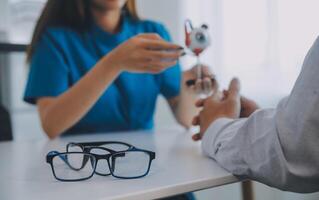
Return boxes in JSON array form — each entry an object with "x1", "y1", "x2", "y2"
[
  {"x1": 0, "y1": 105, "x2": 13, "y2": 141},
  {"x1": 0, "y1": 41, "x2": 27, "y2": 142}
]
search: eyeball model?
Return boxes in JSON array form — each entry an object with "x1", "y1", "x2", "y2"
[
  {"x1": 185, "y1": 19, "x2": 211, "y2": 56},
  {"x1": 183, "y1": 19, "x2": 213, "y2": 89}
]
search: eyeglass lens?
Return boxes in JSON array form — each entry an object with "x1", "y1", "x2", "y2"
[
  {"x1": 111, "y1": 151, "x2": 151, "y2": 178},
  {"x1": 67, "y1": 142, "x2": 132, "y2": 176},
  {"x1": 52, "y1": 153, "x2": 95, "y2": 181}
]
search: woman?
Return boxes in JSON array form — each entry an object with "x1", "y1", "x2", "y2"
[{"x1": 24, "y1": 0, "x2": 214, "y2": 139}]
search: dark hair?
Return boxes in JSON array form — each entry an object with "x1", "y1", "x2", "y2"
[{"x1": 26, "y1": 0, "x2": 139, "y2": 62}]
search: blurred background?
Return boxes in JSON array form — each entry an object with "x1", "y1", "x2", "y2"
[{"x1": 0, "y1": 0, "x2": 319, "y2": 199}]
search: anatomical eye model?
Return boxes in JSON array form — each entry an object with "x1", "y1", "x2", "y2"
[
  {"x1": 185, "y1": 19, "x2": 211, "y2": 56},
  {"x1": 184, "y1": 19, "x2": 212, "y2": 90}
]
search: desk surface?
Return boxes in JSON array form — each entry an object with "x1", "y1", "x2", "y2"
[{"x1": 0, "y1": 128, "x2": 238, "y2": 200}]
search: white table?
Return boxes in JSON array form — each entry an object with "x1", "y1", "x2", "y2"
[{"x1": 0, "y1": 128, "x2": 238, "y2": 200}]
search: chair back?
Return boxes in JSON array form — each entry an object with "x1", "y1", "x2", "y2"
[{"x1": 0, "y1": 105, "x2": 13, "y2": 141}]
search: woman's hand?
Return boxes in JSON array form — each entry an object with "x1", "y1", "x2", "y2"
[
  {"x1": 105, "y1": 33, "x2": 183, "y2": 74},
  {"x1": 183, "y1": 64, "x2": 217, "y2": 95},
  {"x1": 169, "y1": 64, "x2": 219, "y2": 128}
]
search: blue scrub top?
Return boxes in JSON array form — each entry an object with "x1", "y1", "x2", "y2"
[{"x1": 24, "y1": 15, "x2": 181, "y2": 134}]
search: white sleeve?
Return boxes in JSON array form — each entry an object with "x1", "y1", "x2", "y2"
[{"x1": 202, "y1": 36, "x2": 319, "y2": 193}]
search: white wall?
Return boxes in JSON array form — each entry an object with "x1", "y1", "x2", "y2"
[{"x1": 0, "y1": 0, "x2": 9, "y2": 32}]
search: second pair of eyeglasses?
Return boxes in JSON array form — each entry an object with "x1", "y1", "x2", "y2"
[{"x1": 46, "y1": 141, "x2": 156, "y2": 181}]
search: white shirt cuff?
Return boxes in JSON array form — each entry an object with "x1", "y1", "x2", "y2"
[{"x1": 201, "y1": 118, "x2": 235, "y2": 158}]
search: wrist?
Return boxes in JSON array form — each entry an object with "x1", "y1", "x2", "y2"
[{"x1": 101, "y1": 54, "x2": 123, "y2": 75}]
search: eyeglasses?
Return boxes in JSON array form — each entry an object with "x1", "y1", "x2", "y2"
[
  {"x1": 46, "y1": 141, "x2": 156, "y2": 182},
  {"x1": 66, "y1": 141, "x2": 134, "y2": 176}
]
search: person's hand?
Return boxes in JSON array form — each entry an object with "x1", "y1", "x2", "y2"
[
  {"x1": 240, "y1": 96, "x2": 259, "y2": 117},
  {"x1": 222, "y1": 91, "x2": 259, "y2": 118},
  {"x1": 183, "y1": 64, "x2": 218, "y2": 95},
  {"x1": 105, "y1": 33, "x2": 183, "y2": 74},
  {"x1": 192, "y1": 78, "x2": 241, "y2": 141}
]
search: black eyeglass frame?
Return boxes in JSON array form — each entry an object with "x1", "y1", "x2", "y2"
[
  {"x1": 46, "y1": 142, "x2": 156, "y2": 182},
  {"x1": 66, "y1": 141, "x2": 135, "y2": 175},
  {"x1": 66, "y1": 141, "x2": 134, "y2": 154}
]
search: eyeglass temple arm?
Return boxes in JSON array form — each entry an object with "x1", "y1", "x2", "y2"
[
  {"x1": 69, "y1": 141, "x2": 133, "y2": 148},
  {"x1": 130, "y1": 148, "x2": 156, "y2": 160},
  {"x1": 46, "y1": 151, "x2": 68, "y2": 164}
]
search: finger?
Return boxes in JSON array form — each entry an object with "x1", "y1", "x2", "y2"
[
  {"x1": 240, "y1": 96, "x2": 259, "y2": 111},
  {"x1": 227, "y1": 78, "x2": 240, "y2": 100},
  {"x1": 215, "y1": 91, "x2": 224, "y2": 100},
  {"x1": 192, "y1": 115, "x2": 200, "y2": 125},
  {"x1": 137, "y1": 33, "x2": 162, "y2": 40},
  {"x1": 142, "y1": 59, "x2": 176, "y2": 71},
  {"x1": 203, "y1": 77, "x2": 212, "y2": 94},
  {"x1": 211, "y1": 78, "x2": 218, "y2": 93},
  {"x1": 222, "y1": 90, "x2": 228, "y2": 100},
  {"x1": 147, "y1": 50, "x2": 182, "y2": 62},
  {"x1": 195, "y1": 79, "x2": 203, "y2": 94},
  {"x1": 189, "y1": 84, "x2": 195, "y2": 91},
  {"x1": 210, "y1": 86, "x2": 221, "y2": 100},
  {"x1": 240, "y1": 95, "x2": 250, "y2": 105},
  {"x1": 192, "y1": 133, "x2": 202, "y2": 141},
  {"x1": 146, "y1": 60, "x2": 178, "y2": 73},
  {"x1": 142, "y1": 39, "x2": 181, "y2": 51},
  {"x1": 195, "y1": 98, "x2": 205, "y2": 107}
]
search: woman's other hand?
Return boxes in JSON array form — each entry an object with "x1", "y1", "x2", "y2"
[
  {"x1": 183, "y1": 64, "x2": 218, "y2": 96},
  {"x1": 105, "y1": 33, "x2": 183, "y2": 74},
  {"x1": 170, "y1": 64, "x2": 220, "y2": 128}
]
